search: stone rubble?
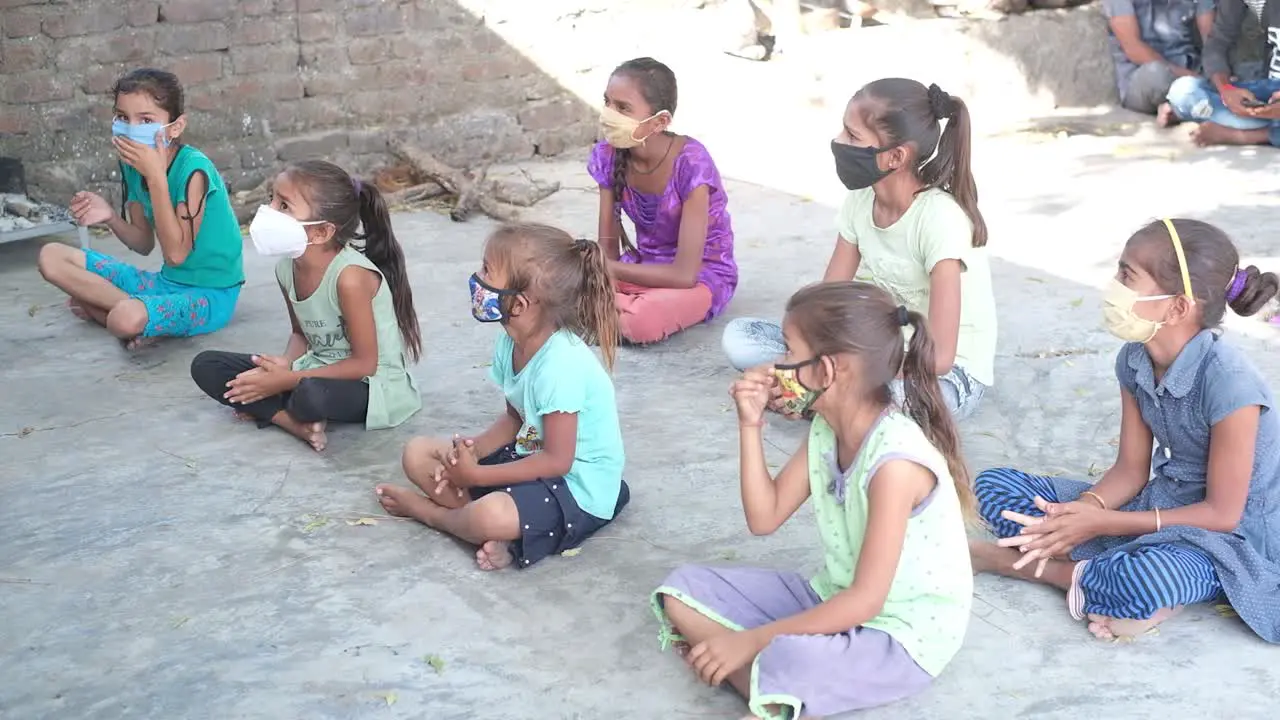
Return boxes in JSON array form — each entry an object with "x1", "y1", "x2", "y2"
[{"x1": 0, "y1": 193, "x2": 74, "y2": 234}]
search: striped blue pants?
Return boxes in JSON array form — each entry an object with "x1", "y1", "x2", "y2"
[{"x1": 975, "y1": 467, "x2": 1221, "y2": 620}]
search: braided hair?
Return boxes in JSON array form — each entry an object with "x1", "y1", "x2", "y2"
[{"x1": 607, "y1": 57, "x2": 678, "y2": 260}]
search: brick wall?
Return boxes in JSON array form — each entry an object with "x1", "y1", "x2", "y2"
[{"x1": 0, "y1": 0, "x2": 605, "y2": 204}]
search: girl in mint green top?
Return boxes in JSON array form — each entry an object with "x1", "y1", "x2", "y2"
[
  {"x1": 376, "y1": 223, "x2": 629, "y2": 572},
  {"x1": 44, "y1": 68, "x2": 244, "y2": 350},
  {"x1": 190, "y1": 160, "x2": 422, "y2": 452},
  {"x1": 652, "y1": 281, "x2": 975, "y2": 720}
]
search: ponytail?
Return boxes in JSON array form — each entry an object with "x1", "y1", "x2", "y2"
[
  {"x1": 609, "y1": 148, "x2": 641, "y2": 260},
  {"x1": 574, "y1": 240, "x2": 620, "y2": 371},
  {"x1": 901, "y1": 309, "x2": 975, "y2": 521},
  {"x1": 919, "y1": 96, "x2": 986, "y2": 248},
  {"x1": 1229, "y1": 265, "x2": 1280, "y2": 317},
  {"x1": 356, "y1": 182, "x2": 422, "y2": 362}
]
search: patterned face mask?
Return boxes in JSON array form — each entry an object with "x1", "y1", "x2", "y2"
[
  {"x1": 773, "y1": 356, "x2": 825, "y2": 416},
  {"x1": 469, "y1": 273, "x2": 519, "y2": 323}
]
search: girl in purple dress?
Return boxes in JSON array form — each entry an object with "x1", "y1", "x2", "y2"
[{"x1": 589, "y1": 57, "x2": 738, "y2": 344}]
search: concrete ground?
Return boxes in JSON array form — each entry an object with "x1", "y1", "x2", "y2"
[{"x1": 7, "y1": 100, "x2": 1280, "y2": 720}]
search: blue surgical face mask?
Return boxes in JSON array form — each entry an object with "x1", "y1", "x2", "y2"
[
  {"x1": 111, "y1": 119, "x2": 174, "y2": 148},
  {"x1": 469, "y1": 273, "x2": 519, "y2": 323}
]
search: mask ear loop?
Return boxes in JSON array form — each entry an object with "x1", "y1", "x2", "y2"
[{"x1": 1162, "y1": 218, "x2": 1196, "y2": 305}]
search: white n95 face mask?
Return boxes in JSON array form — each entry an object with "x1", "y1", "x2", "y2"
[{"x1": 249, "y1": 205, "x2": 326, "y2": 258}]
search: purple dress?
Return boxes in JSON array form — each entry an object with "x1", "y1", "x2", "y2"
[{"x1": 587, "y1": 138, "x2": 738, "y2": 320}]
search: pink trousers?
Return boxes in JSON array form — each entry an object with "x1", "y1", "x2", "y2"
[{"x1": 615, "y1": 281, "x2": 713, "y2": 344}]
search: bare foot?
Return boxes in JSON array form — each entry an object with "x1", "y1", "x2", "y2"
[
  {"x1": 275, "y1": 413, "x2": 327, "y2": 451},
  {"x1": 475, "y1": 540, "x2": 514, "y2": 571},
  {"x1": 68, "y1": 299, "x2": 110, "y2": 326},
  {"x1": 1190, "y1": 121, "x2": 1267, "y2": 147},
  {"x1": 1155, "y1": 102, "x2": 1180, "y2": 128},
  {"x1": 373, "y1": 481, "x2": 427, "y2": 515},
  {"x1": 304, "y1": 421, "x2": 327, "y2": 452},
  {"x1": 67, "y1": 298, "x2": 89, "y2": 320},
  {"x1": 1087, "y1": 607, "x2": 1184, "y2": 640},
  {"x1": 122, "y1": 336, "x2": 159, "y2": 351}
]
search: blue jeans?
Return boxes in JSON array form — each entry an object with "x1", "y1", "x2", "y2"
[
  {"x1": 721, "y1": 317, "x2": 987, "y2": 421},
  {"x1": 1166, "y1": 75, "x2": 1280, "y2": 146}
]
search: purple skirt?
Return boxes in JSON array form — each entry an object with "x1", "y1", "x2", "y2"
[{"x1": 652, "y1": 565, "x2": 931, "y2": 719}]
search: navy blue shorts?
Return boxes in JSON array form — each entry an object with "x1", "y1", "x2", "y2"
[{"x1": 471, "y1": 444, "x2": 630, "y2": 569}]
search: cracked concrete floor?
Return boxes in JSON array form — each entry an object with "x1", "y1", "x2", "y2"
[{"x1": 5, "y1": 117, "x2": 1280, "y2": 719}]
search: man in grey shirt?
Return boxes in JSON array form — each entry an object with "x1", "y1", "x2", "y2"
[
  {"x1": 1166, "y1": 0, "x2": 1280, "y2": 145},
  {"x1": 1102, "y1": 0, "x2": 1215, "y2": 121}
]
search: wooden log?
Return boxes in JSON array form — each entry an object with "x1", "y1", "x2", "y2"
[
  {"x1": 383, "y1": 182, "x2": 448, "y2": 207},
  {"x1": 387, "y1": 139, "x2": 463, "y2": 195},
  {"x1": 450, "y1": 164, "x2": 491, "y2": 222},
  {"x1": 384, "y1": 138, "x2": 559, "y2": 223},
  {"x1": 491, "y1": 177, "x2": 561, "y2": 207},
  {"x1": 231, "y1": 178, "x2": 271, "y2": 224},
  {"x1": 476, "y1": 196, "x2": 522, "y2": 223}
]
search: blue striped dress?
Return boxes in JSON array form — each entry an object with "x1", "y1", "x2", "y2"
[{"x1": 977, "y1": 330, "x2": 1280, "y2": 641}]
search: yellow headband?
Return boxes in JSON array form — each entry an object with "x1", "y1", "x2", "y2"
[{"x1": 1163, "y1": 218, "x2": 1196, "y2": 305}]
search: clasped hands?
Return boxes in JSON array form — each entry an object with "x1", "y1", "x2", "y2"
[
  {"x1": 428, "y1": 434, "x2": 482, "y2": 501},
  {"x1": 224, "y1": 354, "x2": 296, "y2": 405},
  {"x1": 996, "y1": 495, "x2": 1106, "y2": 577}
]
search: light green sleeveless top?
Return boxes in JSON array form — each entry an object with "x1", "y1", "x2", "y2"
[
  {"x1": 275, "y1": 246, "x2": 421, "y2": 430},
  {"x1": 807, "y1": 412, "x2": 973, "y2": 676}
]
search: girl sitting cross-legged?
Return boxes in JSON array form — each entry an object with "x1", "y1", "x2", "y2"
[
  {"x1": 376, "y1": 223, "x2": 630, "y2": 571},
  {"x1": 972, "y1": 219, "x2": 1280, "y2": 643},
  {"x1": 189, "y1": 160, "x2": 422, "y2": 451},
  {"x1": 590, "y1": 57, "x2": 738, "y2": 345},
  {"x1": 653, "y1": 281, "x2": 974, "y2": 720}
]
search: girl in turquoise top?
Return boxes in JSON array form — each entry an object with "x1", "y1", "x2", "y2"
[
  {"x1": 653, "y1": 281, "x2": 974, "y2": 720},
  {"x1": 38, "y1": 68, "x2": 244, "y2": 350},
  {"x1": 189, "y1": 160, "x2": 422, "y2": 452},
  {"x1": 376, "y1": 223, "x2": 629, "y2": 572}
]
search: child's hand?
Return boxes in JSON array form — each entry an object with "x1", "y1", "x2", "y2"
[
  {"x1": 70, "y1": 191, "x2": 113, "y2": 227},
  {"x1": 730, "y1": 367, "x2": 774, "y2": 427},
  {"x1": 688, "y1": 628, "x2": 768, "y2": 686},
  {"x1": 112, "y1": 134, "x2": 168, "y2": 182},
  {"x1": 224, "y1": 361, "x2": 294, "y2": 405},
  {"x1": 764, "y1": 380, "x2": 802, "y2": 421},
  {"x1": 997, "y1": 496, "x2": 1106, "y2": 577},
  {"x1": 446, "y1": 434, "x2": 481, "y2": 486},
  {"x1": 430, "y1": 465, "x2": 467, "y2": 505},
  {"x1": 252, "y1": 354, "x2": 291, "y2": 372}
]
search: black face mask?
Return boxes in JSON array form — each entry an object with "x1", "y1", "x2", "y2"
[{"x1": 831, "y1": 140, "x2": 897, "y2": 190}]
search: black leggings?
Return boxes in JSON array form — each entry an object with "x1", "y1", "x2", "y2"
[{"x1": 190, "y1": 350, "x2": 369, "y2": 427}]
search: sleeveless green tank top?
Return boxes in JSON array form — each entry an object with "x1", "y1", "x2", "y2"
[
  {"x1": 122, "y1": 145, "x2": 245, "y2": 289},
  {"x1": 806, "y1": 412, "x2": 973, "y2": 676},
  {"x1": 275, "y1": 246, "x2": 421, "y2": 429}
]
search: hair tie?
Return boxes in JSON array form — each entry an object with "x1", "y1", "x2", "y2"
[
  {"x1": 352, "y1": 178, "x2": 362, "y2": 194},
  {"x1": 895, "y1": 305, "x2": 910, "y2": 327},
  {"x1": 1226, "y1": 267, "x2": 1248, "y2": 303},
  {"x1": 926, "y1": 83, "x2": 953, "y2": 120},
  {"x1": 572, "y1": 238, "x2": 592, "y2": 251}
]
